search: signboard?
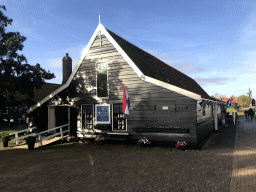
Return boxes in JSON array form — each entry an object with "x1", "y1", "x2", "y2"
[{"x1": 95, "y1": 104, "x2": 110, "y2": 124}]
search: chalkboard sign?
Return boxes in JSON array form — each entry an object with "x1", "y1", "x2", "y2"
[
  {"x1": 95, "y1": 104, "x2": 110, "y2": 124},
  {"x1": 252, "y1": 99, "x2": 255, "y2": 106}
]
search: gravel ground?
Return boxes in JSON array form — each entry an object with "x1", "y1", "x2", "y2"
[{"x1": 0, "y1": 121, "x2": 236, "y2": 192}]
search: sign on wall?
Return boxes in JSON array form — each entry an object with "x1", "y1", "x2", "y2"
[{"x1": 95, "y1": 104, "x2": 110, "y2": 124}]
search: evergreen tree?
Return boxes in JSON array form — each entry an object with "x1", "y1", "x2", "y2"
[{"x1": 0, "y1": 5, "x2": 55, "y2": 109}]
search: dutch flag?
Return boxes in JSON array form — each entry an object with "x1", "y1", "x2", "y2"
[
  {"x1": 227, "y1": 97, "x2": 232, "y2": 107},
  {"x1": 122, "y1": 85, "x2": 130, "y2": 119}
]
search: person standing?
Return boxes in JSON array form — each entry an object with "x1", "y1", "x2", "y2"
[
  {"x1": 249, "y1": 108, "x2": 253, "y2": 120},
  {"x1": 10, "y1": 116, "x2": 14, "y2": 128},
  {"x1": 244, "y1": 110, "x2": 248, "y2": 120},
  {"x1": 18, "y1": 117, "x2": 22, "y2": 128},
  {"x1": 26, "y1": 116, "x2": 29, "y2": 127},
  {"x1": 22, "y1": 114, "x2": 25, "y2": 126}
]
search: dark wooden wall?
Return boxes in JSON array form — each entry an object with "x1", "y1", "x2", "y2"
[
  {"x1": 196, "y1": 101, "x2": 214, "y2": 144},
  {"x1": 60, "y1": 34, "x2": 199, "y2": 144}
]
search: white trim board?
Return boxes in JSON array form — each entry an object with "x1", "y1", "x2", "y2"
[{"x1": 144, "y1": 76, "x2": 201, "y2": 101}]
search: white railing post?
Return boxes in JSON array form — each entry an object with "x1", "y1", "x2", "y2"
[
  {"x1": 39, "y1": 134, "x2": 42, "y2": 146},
  {"x1": 15, "y1": 133, "x2": 19, "y2": 145},
  {"x1": 68, "y1": 107, "x2": 70, "y2": 135},
  {"x1": 60, "y1": 127, "x2": 63, "y2": 138},
  {"x1": 9, "y1": 124, "x2": 69, "y2": 147}
]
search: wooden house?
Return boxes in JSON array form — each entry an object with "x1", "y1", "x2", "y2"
[
  {"x1": 27, "y1": 23, "x2": 226, "y2": 149},
  {"x1": 1, "y1": 83, "x2": 61, "y2": 125},
  {"x1": 221, "y1": 97, "x2": 236, "y2": 104}
]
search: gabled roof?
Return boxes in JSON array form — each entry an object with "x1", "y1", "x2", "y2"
[
  {"x1": 32, "y1": 83, "x2": 62, "y2": 103},
  {"x1": 208, "y1": 97, "x2": 225, "y2": 103},
  {"x1": 9, "y1": 83, "x2": 61, "y2": 107},
  {"x1": 27, "y1": 23, "x2": 220, "y2": 114},
  {"x1": 106, "y1": 29, "x2": 210, "y2": 100},
  {"x1": 222, "y1": 97, "x2": 236, "y2": 104},
  {"x1": 221, "y1": 98, "x2": 229, "y2": 102}
]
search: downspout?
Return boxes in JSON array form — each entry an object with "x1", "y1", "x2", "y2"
[{"x1": 214, "y1": 101, "x2": 218, "y2": 131}]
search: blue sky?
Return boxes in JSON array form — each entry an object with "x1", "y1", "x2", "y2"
[{"x1": 2, "y1": 0, "x2": 256, "y2": 98}]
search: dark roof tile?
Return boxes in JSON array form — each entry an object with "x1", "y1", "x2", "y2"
[
  {"x1": 106, "y1": 28, "x2": 211, "y2": 99},
  {"x1": 32, "y1": 83, "x2": 61, "y2": 103}
]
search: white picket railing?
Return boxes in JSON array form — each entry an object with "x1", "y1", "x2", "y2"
[
  {"x1": 36, "y1": 124, "x2": 69, "y2": 146},
  {"x1": 9, "y1": 127, "x2": 37, "y2": 145},
  {"x1": 9, "y1": 124, "x2": 69, "y2": 146}
]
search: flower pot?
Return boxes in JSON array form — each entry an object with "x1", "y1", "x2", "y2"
[
  {"x1": 1, "y1": 140, "x2": 8, "y2": 147},
  {"x1": 1, "y1": 136, "x2": 10, "y2": 147},
  {"x1": 25, "y1": 136, "x2": 37, "y2": 150},
  {"x1": 27, "y1": 141, "x2": 35, "y2": 150}
]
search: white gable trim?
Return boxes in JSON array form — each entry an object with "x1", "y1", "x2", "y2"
[
  {"x1": 100, "y1": 27, "x2": 144, "y2": 78},
  {"x1": 27, "y1": 24, "x2": 105, "y2": 114},
  {"x1": 27, "y1": 23, "x2": 202, "y2": 113},
  {"x1": 144, "y1": 76, "x2": 201, "y2": 100},
  {"x1": 27, "y1": 23, "x2": 146, "y2": 114}
]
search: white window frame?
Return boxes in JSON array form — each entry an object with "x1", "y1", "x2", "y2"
[
  {"x1": 112, "y1": 103, "x2": 127, "y2": 131},
  {"x1": 95, "y1": 104, "x2": 110, "y2": 124},
  {"x1": 81, "y1": 104, "x2": 94, "y2": 131}
]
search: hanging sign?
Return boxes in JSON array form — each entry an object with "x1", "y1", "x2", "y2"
[{"x1": 95, "y1": 104, "x2": 110, "y2": 124}]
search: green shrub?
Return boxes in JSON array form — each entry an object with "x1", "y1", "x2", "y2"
[{"x1": 0, "y1": 132, "x2": 11, "y2": 142}]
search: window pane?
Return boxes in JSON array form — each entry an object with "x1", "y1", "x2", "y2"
[
  {"x1": 119, "y1": 104, "x2": 123, "y2": 113},
  {"x1": 88, "y1": 105, "x2": 93, "y2": 113},
  {"x1": 114, "y1": 105, "x2": 120, "y2": 113},
  {"x1": 82, "y1": 106, "x2": 87, "y2": 113},
  {"x1": 96, "y1": 63, "x2": 108, "y2": 97},
  {"x1": 97, "y1": 73, "x2": 108, "y2": 97},
  {"x1": 113, "y1": 104, "x2": 126, "y2": 130}
]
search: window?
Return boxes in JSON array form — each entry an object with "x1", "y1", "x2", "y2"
[
  {"x1": 113, "y1": 104, "x2": 126, "y2": 130},
  {"x1": 82, "y1": 105, "x2": 93, "y2": 129},
  {"x1": 96, "y1": 62, "x2": 108, "y2": 97}
]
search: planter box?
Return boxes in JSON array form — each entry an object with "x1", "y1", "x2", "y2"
[
  {"x1": 104, "y1": 134, "x2": 128, "y2": 141},
  {"x1": 27, "y1": 142, "x2": 35, "y2": 150},
  {"x1": 95, "y1": 125, "x2": 111, "y2": 131},
  {"x1": 133, "y1": 128, "x2": 189, "y2": 133},
  {"x1": 1, "y1": 140, "x2": 9, "y2": 147}
]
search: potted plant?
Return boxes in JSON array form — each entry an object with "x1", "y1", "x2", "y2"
[
  {"x1": 175, "y1": 141, "x2": 190, "y2": 151},
  {"x1": 138, "y1": 137, "x2": 151, "y2": 147},
  {"x1": 94, "y1": 136, "x2": 105, "y2": 145},
  {"x1": 65, "y1": 135, "x2": 77, "y2": 143},
  {"x1": 25, "y1": 136, "x2": 37, "y2": 150},
  {"x1": 0, "y1": 133, "x2": 10, "y2": 147}
]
